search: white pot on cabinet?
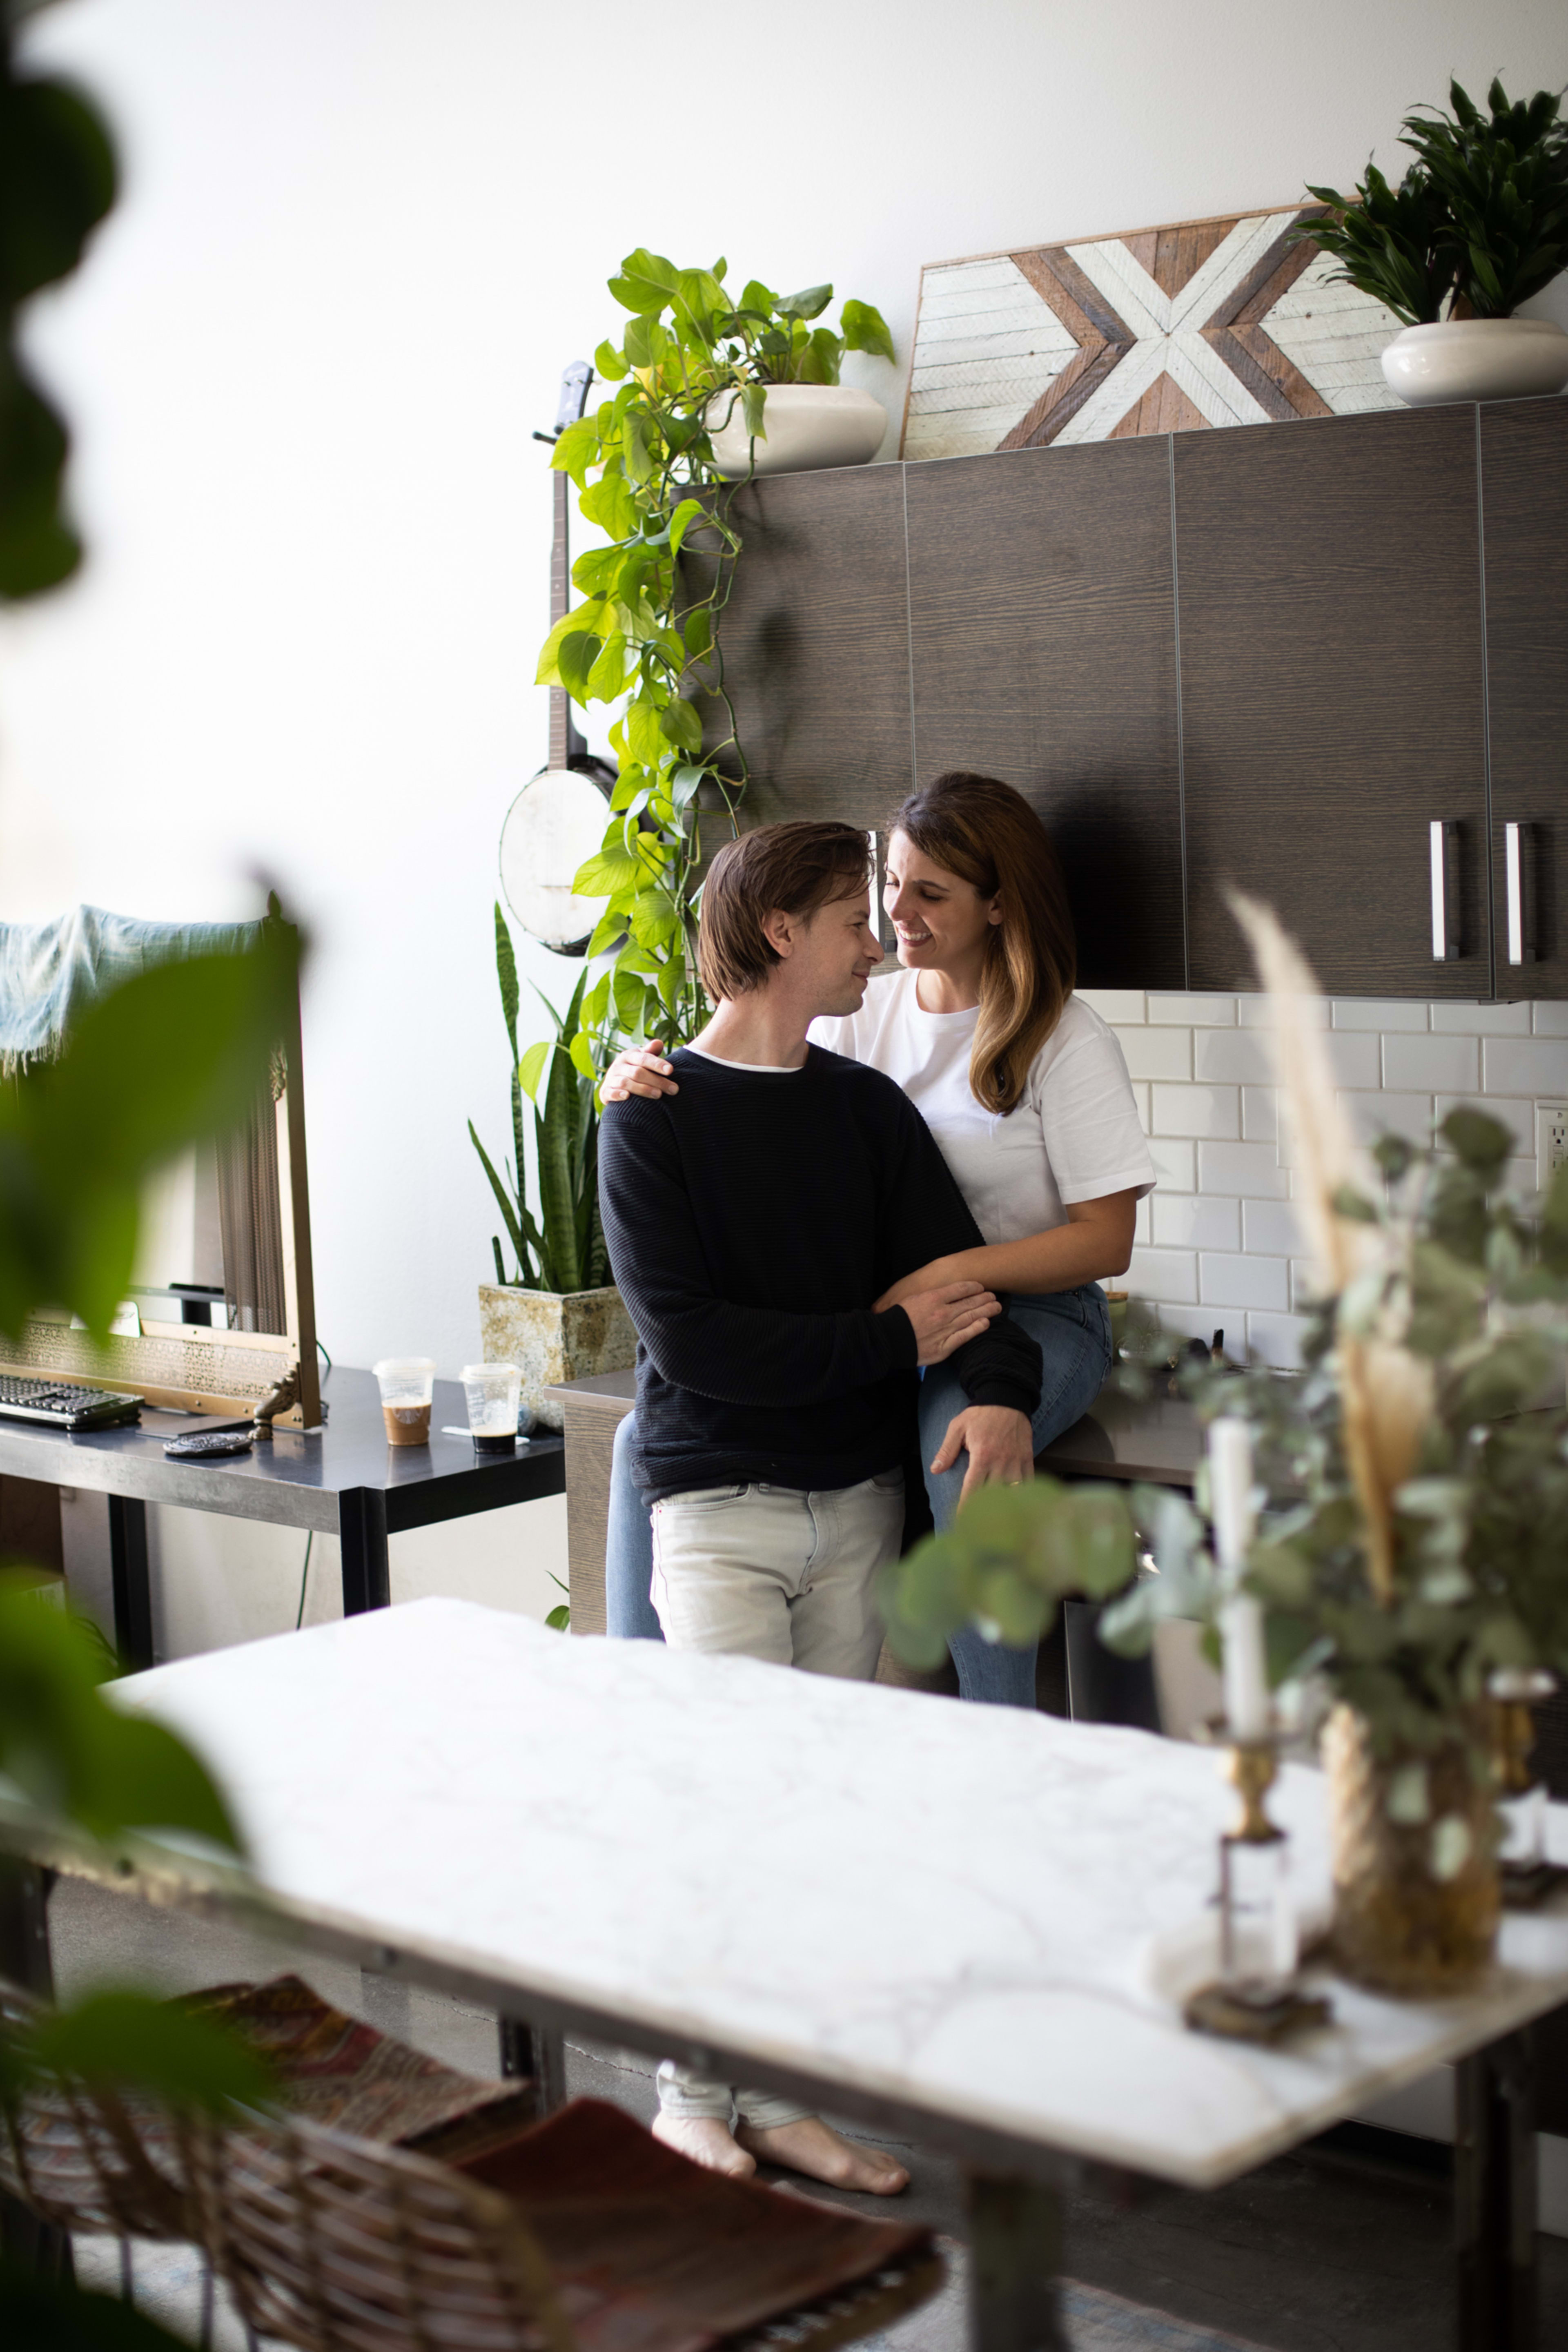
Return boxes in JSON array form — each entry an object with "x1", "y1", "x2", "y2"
[
  {"x1": 1380, "y1": 317, "x2": 1568, "y2": 406},
  {"x1": 707, "y1": 382, "x2": 887, "y2": 478}
]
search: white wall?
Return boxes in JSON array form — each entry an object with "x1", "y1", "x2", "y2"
[{"x1": 4, "y1": 0, "x2": 1566, "y2": 1652}]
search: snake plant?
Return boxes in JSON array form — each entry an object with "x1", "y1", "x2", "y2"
[{"x1": 469, "y1": 903, "x2": 608, "y2": 1295}]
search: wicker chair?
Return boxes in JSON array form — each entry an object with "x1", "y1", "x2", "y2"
[{"x1": 185, "y1": 2100, "x2": 944, "y2": 2352}]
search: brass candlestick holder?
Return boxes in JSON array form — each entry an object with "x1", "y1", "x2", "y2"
[{"x1": 1184, "y1": 1723, "x2": 1333, "y2": 2045}]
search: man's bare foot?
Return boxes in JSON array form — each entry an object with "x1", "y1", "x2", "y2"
[
  {"x1": 735, "y1": 2114, "x2": 909, "y2": 2195},
  {"x1": 652, "y1": 2112, "x2": 757, "y2": 2178}
]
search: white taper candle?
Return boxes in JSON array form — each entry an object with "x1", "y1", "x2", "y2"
[{"x1": 1209, "y1": 1416, "x2": 1269, "y2": 1740}]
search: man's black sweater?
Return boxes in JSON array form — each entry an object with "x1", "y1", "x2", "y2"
[{"x1": 597, "y1": 1044, "x2": 1042, "y2": 1502}]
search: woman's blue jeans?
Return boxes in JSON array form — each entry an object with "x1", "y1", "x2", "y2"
[{"x1": 604, "y1": 1283, "x2": 1113, "y2": 1708}]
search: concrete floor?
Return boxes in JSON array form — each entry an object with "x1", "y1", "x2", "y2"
[{"x1": 48, "y1": 1875, "x2": 1568, "y2": 2352}]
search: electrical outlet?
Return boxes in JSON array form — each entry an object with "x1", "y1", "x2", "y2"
[{"x1": 1536, "y1": 1101, "x2": 1568, "y2": 1195}]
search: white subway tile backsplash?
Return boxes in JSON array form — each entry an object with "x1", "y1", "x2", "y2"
[
  {"x1": 1241, "y1": 1086, "x2": 1278, "y2": 1142},
  {"x1": 1246, "y1": 1311, "x2": 1309, "y2": 1369},
  {"x1": 1127, "y1": 1246, "x2": 1198, "y2": 1304},
  {"x1": 1338, "y1": 1090, "x2": 1434, "y2": 1147},
  {"x1": 1153, "y1": 1193, "x2": 1241, "y2": 1250},
  {"x1": 1200, "y1": 1252, "x2": 1289, "y2": 1311},
  {"x1": 1383, "y1": 1032, "x2": 1480, "y2": 1092},
  {"x1": 1430, "y1": 1001, "x2": 1532, "y2": 1034},
  {"x1": 1483, "y1": 1035, "x2": 1568, "y2": 1097},
  {"x1": 1152, "y1": 1083, "x2": 1240, "y2": 1139},
  {"x1": 1197, "y1": 1141, "x2": 1290, "y2": 1199},
  {"x1": 1107, "y1": 991, "x2": 1568, "y2": 1332},
  {"x1": 1077, "y1": 989, "x2": 1146, "y2": 1024},
  {"x1": 1113, "y1": 1025, "x2": 1192, "y2": 1081},
  {"x1": 1147, "y1": 994, "x2": 1236, "y2": 1026},
  {"x1": 1241, "y1": 993, "x2": 1327, "y2": 1028},
  {"x1": 1148, "y1": 1136, "x2": 1195, "y2": 1191},
  {"x1": 1332, "y1": 999, "x2": 1428, "y2": 1032},
  {"x1": 1194, "y1": 1028, "x2": 1274, "y2": 1085},
  {"x1": 1242, "y1": 1197, "x2": 1304, "y2": 1255}
]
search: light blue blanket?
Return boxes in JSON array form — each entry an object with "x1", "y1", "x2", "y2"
[{"x1": 0, "y1": 905, "x2": 264, "y2": 1070}]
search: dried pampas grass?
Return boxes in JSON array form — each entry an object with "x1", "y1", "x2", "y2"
[{"x1": 1227, "y1": 892, "x2": 1432, "y2": 1604}]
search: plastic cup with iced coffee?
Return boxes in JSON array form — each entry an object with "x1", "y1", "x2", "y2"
[
  {"x1": 374, "y1": 1357, "x2": 435, "y2": 1445},
  {"x1": 461, "y1": 1363, "x2": 521, "y2": 1454}
]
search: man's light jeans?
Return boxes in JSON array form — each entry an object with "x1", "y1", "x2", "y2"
[
  {"x1": 650, "y1": 1467, "x2": 904, "y2": 2126},
  {"x1": 650, "y1": 1469, "x2": 904, "y2": 1678}
]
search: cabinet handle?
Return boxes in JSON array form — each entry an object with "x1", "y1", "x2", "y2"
[
  {"x1": 1430, "y1": 821, "x2": 1461, "y2": 962},
  {"x1": 1505, "y1": 822, "x2": 1536, "y2": 966}
]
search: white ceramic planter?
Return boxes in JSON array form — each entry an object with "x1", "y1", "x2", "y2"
[
  {"x1": 1380, "y1": 318, "x2": 1568, "y2": 407},
  {"x1": 707, "y1": 382, "x2": 887, "y2": 478},
  {"x1": 477, "y1": 1282, "x2": 636, "y2": 1432}
]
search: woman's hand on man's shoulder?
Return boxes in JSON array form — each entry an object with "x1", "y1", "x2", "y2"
[{"x1": 601, "y1": 1041, "x2": 679, "y2": 1103}]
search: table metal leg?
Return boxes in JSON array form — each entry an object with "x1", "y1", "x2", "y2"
[
  {"x1": 499, "y1": 2015, "x2": 567, "y2": 2117},
  {"x1": 338, "y1": 1489, "x2": 390, "y2": 1614},
  {"x1": 0, "y1": 1858, "x2": 72, "y2": 2281},
  {"x1": 1456, "y1": 2027, "x2": 1537, "y2": 2351},
  {"x1": 964, "y1": 2171, "x2": 1066, "y2": 2352},
  {"x1": 108, "y1": 1494, "x2": 154, "y2": 1670}
]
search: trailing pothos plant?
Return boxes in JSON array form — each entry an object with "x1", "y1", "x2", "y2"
[
  {"x1": 1299, "y1": 75, "x2": 1568, "y2": 324},
  {"x1": 537, "y1": 249, "x2": 893, "y2": 1062},
  {"x1": 469, "y1": 904, "x2": 608, "y2": 1296}
]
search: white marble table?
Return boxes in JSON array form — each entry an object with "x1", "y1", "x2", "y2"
[{"x1": 9, "y1": 1596, "x2": 1568, "y2": 2350}]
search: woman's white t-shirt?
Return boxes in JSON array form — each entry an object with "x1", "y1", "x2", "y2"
[{"x1": 808, "y1": 972, "x2": 1155, "y2": 1247}]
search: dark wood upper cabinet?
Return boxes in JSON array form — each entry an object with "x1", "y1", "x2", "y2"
[
  {"x1": 904, "y1": 439, "x2": 1184, "y2": 991},
  {"x1": 1173, "y1": 407, "x2": 1490, "y2": 998},
  {"x1": 701, "y1": 463, "x2": 912, "y2": 833},
  {"x1": 1481, "y1": 401, "x2": 1568, "y2": 999}
]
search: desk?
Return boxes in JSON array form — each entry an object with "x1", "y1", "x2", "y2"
[
  {"x1": 544, "y1": 1369, "x2": 1203, "y2": 1640},
  {"x1": 0, "y1": 1368, "x2": 564, "y2": 1667},
  {"x1": 6, "y1": 1598, "x2": 1564, "y2": 2350}
]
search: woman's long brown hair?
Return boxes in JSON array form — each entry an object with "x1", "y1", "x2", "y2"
[{"x1": 890, "y1": 771, "x2": 1076, "y2": 1116}]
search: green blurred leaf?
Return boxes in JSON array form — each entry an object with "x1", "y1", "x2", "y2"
[
  {"x1": 0, "y1": 2265, "x2": 196, "y2": 2349},
  {"x1": 777, "y1": 281, "x2": 833, "y2": 320},
  {"x1": 493, "y1": 902, "x2": 519, "y2": 1057},
  {"x1": 840, "y1": 297, "x2": 896, "y2": 362},
  {"x1": 22, "y1": 1990, "x2": 274, "y2": 2113},
  {"x1": 517, "y1": 1040, "x2": 551, "y2": 1104},
  {"x1": 659, "y1": 695, "x2": 703, "y2": 754},
  {"x1": 0, "y1": 75, "x2": 117, "y2": 303},
  {"x1": 592, "y1": 338, "x2": 628, "y2": 381}
]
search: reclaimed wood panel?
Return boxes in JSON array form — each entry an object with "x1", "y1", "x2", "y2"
[
  {"x1": 1480, "y1": 401, "x2": 1568, "y2": 998},
  {"x1": 1174, "y1": 406, "x2": 1489, "y2": 998},
  {"x1": 698, "y1": 464, "x2": 912, "y2": 834},
  {"x1": 905, "y1": 435, "x2": 1184, "y2": 990},
  {"x1": 903, "y1": 206, "x2": 1402, "y2": 463}
]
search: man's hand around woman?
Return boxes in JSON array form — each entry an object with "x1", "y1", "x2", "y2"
[
  {"x1": 602, "y1": 1041, "x2": 678, "y2": 1101},
  {"x1": 882, "y1": 1280, "x2": 1002, "y2": 1366}
]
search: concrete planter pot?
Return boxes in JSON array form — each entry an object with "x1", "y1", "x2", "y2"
[
  {"x1": 707, "y1": 382, "x2": 886, "y2": 478},
  {"x1": 477, "y1": 1283, "x2": 636, "y2": 1433},
  {"x1": 1379, "y1": 317, "x2": 1568, "y2": 406}
]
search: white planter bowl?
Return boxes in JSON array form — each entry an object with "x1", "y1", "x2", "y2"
[
  {"x1": 1380, "y1": 318, "x2": 1568, "y2": 407},
  {"x1": 707, "y1": 382, "x2": 887, "y2": 478}
]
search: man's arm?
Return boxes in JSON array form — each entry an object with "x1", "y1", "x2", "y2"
[{"x1": 599, "y1": 1097, "x2": 918, "y2": 1408}]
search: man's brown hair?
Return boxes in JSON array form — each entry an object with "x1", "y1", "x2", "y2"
[{"x1": 697, "y1": 821, "x2": 870, "y2": 1001}]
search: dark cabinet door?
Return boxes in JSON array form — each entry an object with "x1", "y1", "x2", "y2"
[
  {"x1": 1481, "y1": 399, "x2": 1568, "y2": 999},
  {"x1": 904, "y1": 437, "x2": 1184, "y2": 990},
  {"x1": 1174, "y1": 407, "x2": 1490, "y2": 998},
  {"x1": 700, "y1": 463, "x2": 912, "y2": 833}
]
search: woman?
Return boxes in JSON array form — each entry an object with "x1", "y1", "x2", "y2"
[{"x1": 599, "y1": 771, "x2": 1155, "y2": 1705}]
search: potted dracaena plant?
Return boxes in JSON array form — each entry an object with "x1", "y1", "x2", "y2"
[
  {"x1": 1298, "y1": 75, "x2": 1568, "y2": 405},
  {"x1": 538, "y1": 250, "x2": 894, "y2": 1067},
  {"x1": 470, "y1": 903, "x2": 635, "y2": 1433},
  {"x1": 880, "y1": 896, "x2": 1568, "y2": 2000}
]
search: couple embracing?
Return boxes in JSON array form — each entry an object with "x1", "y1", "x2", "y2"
[{"x1": 597, "y1": 770, "x2": 1154, "y2": 2191}]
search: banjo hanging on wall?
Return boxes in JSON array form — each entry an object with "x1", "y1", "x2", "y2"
[{"x1": 499, "y1": 361, "x2": 617, "y2": 954}]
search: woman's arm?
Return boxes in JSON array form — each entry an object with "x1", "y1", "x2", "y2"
[{"x1": 873, "y1": 1189, "x2": 1138, "y2": 1311}]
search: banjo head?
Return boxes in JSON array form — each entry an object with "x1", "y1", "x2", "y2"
[{"x1": 499, "y1": 766, "x2": 613, "y2": 953}]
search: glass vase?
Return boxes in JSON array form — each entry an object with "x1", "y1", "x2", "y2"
[{"x1": 1322, "y1": 1704, "x2": 1500, "y2": 1995}]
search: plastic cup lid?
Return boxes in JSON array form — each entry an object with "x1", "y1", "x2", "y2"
[
  {"x1": 461, "y1": 1363, "x2": 518, "y2": 1380},
  {"x1": 373, "y1": 1357, "x2": 436, "y2": 1376}
]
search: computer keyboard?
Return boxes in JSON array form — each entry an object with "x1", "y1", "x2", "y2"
[{"x1": 0, "y1": 1376, "x2": 142, "y2": 1431}]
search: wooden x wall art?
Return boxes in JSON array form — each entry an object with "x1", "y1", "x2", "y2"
[{"x1": 900, "y1": 205, "x2": 1403, "y2": 461}]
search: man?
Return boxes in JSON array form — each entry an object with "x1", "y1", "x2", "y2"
[{"x1": 598, "y1": 819, "x2": 1040, "y2": 2190}]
